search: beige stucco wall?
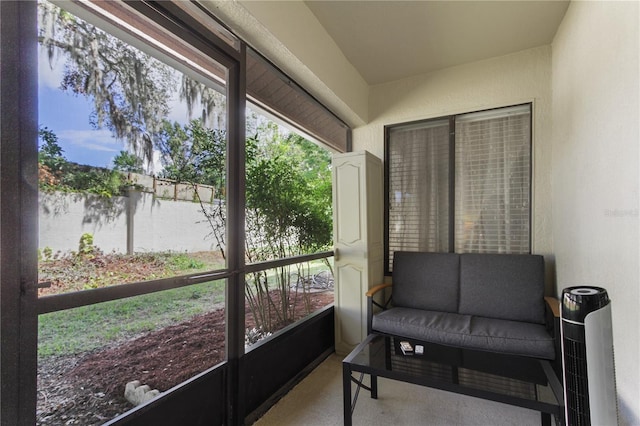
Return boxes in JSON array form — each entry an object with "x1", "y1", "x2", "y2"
[
  {"x1": 353, "y1": 45, "x2": 554, "y2": 275},
  {"x1": 205, "y1": 0, "x2": 369, "y2": 127},
  {"x1": 551, "y1": 2, "x2": 640, "y2": 424},
  {"x1": 206, "y1": 1, "x2": 639, "y2": 420}
]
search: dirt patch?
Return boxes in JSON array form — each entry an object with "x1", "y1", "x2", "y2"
[
  {"x1": 37, "y1": 291, "x2": 333, "y2": 425},
  {"x1": 38, "y1": 251, "x2": 225, "y2": 295}
]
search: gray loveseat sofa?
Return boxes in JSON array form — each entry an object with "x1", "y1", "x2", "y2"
[{"x1": 367, "y1": 252, "x2": 558, "y2": 360}]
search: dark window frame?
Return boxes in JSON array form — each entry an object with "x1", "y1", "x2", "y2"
[
  {"x1": 384, "y1": 103, "x2": 533, "y2": 275},
  {"x1": 3, "y1": 1, "x2": 344, "y2": 424}
]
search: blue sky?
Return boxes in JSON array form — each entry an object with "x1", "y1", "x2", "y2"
[
  {"x1": 36, "y1": 3, "x2": 301, "y2": 174},
  {"x1": 37, "y1": 47, "x2": 294, "y2": 172},
  {"x1": 38, "y1": 51, "x2": 129, "y2": 169},
  {"x1": 38, "y1": 85, "x2": 123, "y2": 168},
  {"x1": 38, "y1": 50, "x2": 192, "y2": 171}
]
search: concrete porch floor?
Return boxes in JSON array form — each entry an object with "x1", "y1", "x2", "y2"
[{"x1": 253, "y1": 353, "x2": 544, "y2": 425}]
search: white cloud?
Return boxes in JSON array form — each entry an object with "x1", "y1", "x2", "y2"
[{"x1": 58, "y1": 129, "x2": 122, "y2": 152}]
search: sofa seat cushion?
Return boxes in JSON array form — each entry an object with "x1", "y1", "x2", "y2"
[
  {"x1": 372, "y1": 307, "x2": 555, "y2": 360},
  {"x1": 372, "y1": 307, "x2": 472, "y2": 345},
  {"x1": 470, "y1": 316, "x2": 555, "y2": 360}
]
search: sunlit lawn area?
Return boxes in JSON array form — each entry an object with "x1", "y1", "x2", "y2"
[
  {"x1": 38, "y1": 280, "x2": 226, "y2": 358},
  {"x1": 38, "y1": 251, "x2": 332, "y2": 359}
]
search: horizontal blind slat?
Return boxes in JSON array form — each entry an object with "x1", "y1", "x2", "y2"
[{"x1": 387, "y1": 105, "x2": 531, "y2": 269}]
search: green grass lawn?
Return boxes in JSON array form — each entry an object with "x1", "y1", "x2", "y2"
[
  {"x1": 38, "y1": 279, "x2": 225, "y2": 358},
  {"x1": 37, "y1": 251, "x2": 332, "y2": 360}
]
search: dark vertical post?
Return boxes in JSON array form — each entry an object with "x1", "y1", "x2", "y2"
[
  {"x1": 383, "y1": 126, "x2": 390, "y2": 274},
  {"x1": 343, "y1": 362, "x2": 353, "y2": 426},
  {"x1": 225, "y1": 43, "x2": 247, "y2": 426},
  {"x1": 126, "y1": 188, "x2": 138, "y2": 255},
  {"x1": 448, "y1": 116, "x2": 456, "y2": 252},
  {"x1": 0, "y1": 1, "x2": 39, "y2": 424},
  {"x1": 371, "y1": 373, "x2": 378, "y2": 400}
]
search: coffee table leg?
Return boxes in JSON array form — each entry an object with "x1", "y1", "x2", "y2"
[
  {"x1": 540, "y1": 412, "x2": 551, "y2": 426},
  {"x1": 343, "y1": 362, "x2": 352, "y2": 426},
  {"x1": 371, "y1": 374, "x2": 378, "y2": 399}
]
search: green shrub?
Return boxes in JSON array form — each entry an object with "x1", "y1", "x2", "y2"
[
  {"x1": 170, "y1": 253, "x2": 205, "y2": 271},
  {"x1": 78, "y1": 233, "x2": 95, "y2": 257}
]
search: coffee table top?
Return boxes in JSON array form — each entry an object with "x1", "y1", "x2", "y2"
[{"x1": 344, "y1": 333, "x2": 562, "y2": 405}]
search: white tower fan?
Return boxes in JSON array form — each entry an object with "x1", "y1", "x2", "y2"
[{"x1": 560, "y1": 286, "x2": 618, "y2": 425}]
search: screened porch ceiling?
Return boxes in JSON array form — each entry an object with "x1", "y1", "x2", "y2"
[{"x1": 243, "y1": 0, "x2": 570, "y2": 86}]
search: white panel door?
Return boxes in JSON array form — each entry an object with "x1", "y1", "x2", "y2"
[{"x1": 333, "y1": 151, "x2": 383, "y2": 354}]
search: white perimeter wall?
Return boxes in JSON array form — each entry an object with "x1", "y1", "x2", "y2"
[
  {"x1": 551, "y1": 2, "x2": 640, "y2": 424},
  {"x1": 39, "y1": 191, "x2": 221, "y2": 254},
  {"x1": 353, "y1": 45, "x2": 555, "y2": 287}
]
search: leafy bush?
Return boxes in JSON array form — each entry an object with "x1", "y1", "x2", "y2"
[
  {"x1": 242, "y1": 127, "x2": 333, "y2": 332},
  {"x1": 156, "y1": 119, "x2": 226, "y2": 189},
  {"x1": 77, "y1": 233, "x2": 95, "y2": 257},
  {"x1": 112, "y1": 150, "x2": 144, "y2": 173},
  {"x1": 38, "y1": 127, "x2": 132, "y2": 197},
  {"x1": 169, "y1": 254, "x2": 205, "y2": 271}
]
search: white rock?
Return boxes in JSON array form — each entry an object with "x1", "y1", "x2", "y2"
[{"x1": 124, "y1": 380, "x2": 161, "y2": 406}]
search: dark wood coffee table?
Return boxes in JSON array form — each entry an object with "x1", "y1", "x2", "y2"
[{"x1": 343, "y1": 334, "x2": 564, "y2": 426}]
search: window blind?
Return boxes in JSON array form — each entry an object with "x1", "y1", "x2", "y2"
[
  {"x1": 385, "y1": 104, "x2": 532, "y2": 273},
  {"x1": 454, "y1": 105, "x2": 531, "y2": 253},
  {"x1": 387, "y1": 119, "x2": 450, "y2": 270}
]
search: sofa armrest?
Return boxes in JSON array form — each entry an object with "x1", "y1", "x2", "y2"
[
  {"x1": 366, "y1": 283, "x2": 393, "y2": 335},
  {"x1": 544, "y1": 296, "x2": 562, "y2": 373},
  {"x1": 544, "y1": 297, "x2": 560, "y2": 333},
  {"x1": 544, "y1": 296, "x2": 560, "y2": 318},
  {"x1": 366, "y1": 283, "x2": 393, "y2": 297}
]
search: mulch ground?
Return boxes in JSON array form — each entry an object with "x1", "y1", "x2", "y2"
[{"x1": 36, "y1": 291, "x2": 333, "y2": 425}]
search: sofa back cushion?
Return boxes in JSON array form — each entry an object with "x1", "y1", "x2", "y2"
[
  {"x1": 458, "y1": 254, "x2": 545, "y2": 324},
  {"x1": 392, "y1": 252, "x2": 460, "y2": 313}
]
